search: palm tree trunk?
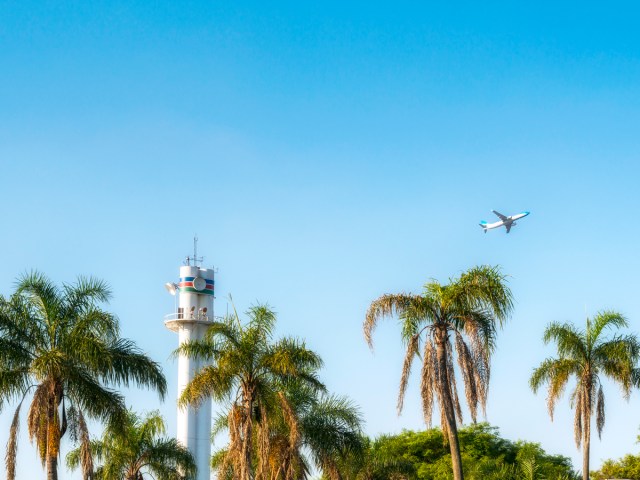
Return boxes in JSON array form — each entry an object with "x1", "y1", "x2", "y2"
[
  {"x1": 435, "y1": 330, "x2": 464, "y2": 480},
  {"x1": 46, "y1": 455, "x2": 58, "y2": 480},
  {"x1": 240, "y1": 389, "x2": 254, "y2": 480},
  {"x1": 582, "y1": 411, "x2": 590, "y2": 480}
]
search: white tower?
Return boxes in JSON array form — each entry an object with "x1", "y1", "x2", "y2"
[{"x1": 165, "y1": 249, "x2": 214, "y2": 480}]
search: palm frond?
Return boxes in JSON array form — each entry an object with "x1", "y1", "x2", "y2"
[
  {"x1": 588, "y1": 311, "x2": 628, "y2": 347},
  {"x1": 419, "y1": 340, "x2": 436, "y2": 427},
  {"x1": 396, "y1": 333, "x2": 420, "y2": 414},
  {"x1": 596, "y1": 384, "x2": 605, "y2": 439},
  {"x1": 5, "y1": 401, "x2": 23, "y2": 480},
  {"x1": 99, "y1": 338, "x2": 167, "y2": 399},
  {"x1": 454, "y1": 331, "x2": 479, "y2": 422},
  {"x1": 543, "y1": 322, "x2": 587, "y2": 360},
  {"x1": 364, "y1": 293, "x2": 424, "y2": 349},
  {"x1": 530, "y1": 358, "x2": 576, "y2": 420}
]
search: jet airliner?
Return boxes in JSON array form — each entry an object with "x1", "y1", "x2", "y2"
[{"x1": 479, "y1": 210, "x2": 530, "y2": 233}]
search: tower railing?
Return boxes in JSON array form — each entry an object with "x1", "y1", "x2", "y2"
[{"x1": 164, "y1": 311, "x2": 223, "y2": 322}]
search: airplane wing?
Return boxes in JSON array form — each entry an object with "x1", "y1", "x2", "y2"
[
  {"x1": 505, "y1": 224, "x2": 512, "y2": 234},
  {"x1": 492, "y1": 210, "x2": 508, "y2": 221}
]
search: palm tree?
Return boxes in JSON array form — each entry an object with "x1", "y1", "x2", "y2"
[
  {"x1": 265, "y1": 383, "x2": 364, "y2": 479},
  {"x1": 176, "y1": 304, "x2": 326, "y2": 480},
  {"x1": 530, "y1": 311, "x2": 640, "y2": 480},
  {"x1": 67, "y1": 409, "x2": 196, "y2": 480},
  {"x1": 364, "y1": 265, "x2": 513, "y2": 480},
  {"x1": 212, "y1": 385, "x2": 364, "y2": 480},
  {"x1": 0, "y1": 272, "x2": 167, "y2": 480}
]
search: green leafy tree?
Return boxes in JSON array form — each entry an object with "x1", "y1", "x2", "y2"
[
  {"x1": 364, "y1": 266, "x2": 513, "y2": 480},
  {"x1": 0, "y1": 272, "x2": 167, "y2": 480},
  {"x1": 345, "y1": 424, "x2": 577, "y2": 480},
  {"x1": 530, "y1": 311, "x2": 640, "y2": 480},
  {"x1": 176, "y1": 304, "x2": 326, "y2": 480},
  {"x1": 332, "y1": 435, "x2": 415, "y2": 480},
  {"x1": 67, "y1": 409, "x2": 196, "y2": 480},
  {"x1": 591, "y1": 428, "x2": 640, "y2": 480}
]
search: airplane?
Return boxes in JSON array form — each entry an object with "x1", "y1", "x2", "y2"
[{"x1": 479, "y1": 210, "x2": 530, "y2": 234}]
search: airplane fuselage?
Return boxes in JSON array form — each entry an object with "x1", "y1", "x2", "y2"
[{"x1": 480, "y1": 211, "x2": 530, "y2": 233}]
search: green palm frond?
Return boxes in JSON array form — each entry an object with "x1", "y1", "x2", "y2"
[
  {"x1": 543, "y1": 322, "x2": 587, "y2": 360},
  {"x1": 588, "y1": 311, "x2": 627, "y2": 348}
]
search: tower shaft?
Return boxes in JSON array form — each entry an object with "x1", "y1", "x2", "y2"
[{"x1": 166, "y1": 265, "x2": 215, "y2": 480}]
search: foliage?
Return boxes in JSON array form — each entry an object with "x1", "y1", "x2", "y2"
[
  {"x1": 364, "y1": 265, "x2": 514, "y2": 480},
  {"x1": 591, "y1": 429, "x2": 640, "y2": 480},
  {"x1": 592, "y1": 454, "x2": 640, "y2": 480},
  {"x1": 337, "y1": 424, "x2": 578, "y2": 480},
  {"x1": 67, "y1": 409, "x2": 196, "y2": 480},
  {"x1": 177, "y1": 303, "x2": 362, "y2": 480},
  {"x1": 0, "y1": 272, "x2": 167, "y2": 480},
  {"x1": 530, "y1": 311, "x2": 640, "y2": 480}
]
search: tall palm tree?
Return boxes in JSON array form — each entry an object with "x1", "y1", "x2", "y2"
[
  {"x1": 364, "y1": 265, "x2": 513, "y2": 480},
  {"x1": 530, "y1": 311, "x2": 640, "y2": 480},
  {"x1": 67, "y1": 409, "x2": 196, "y2": 480},
  {"x1": 176, "y1": 304, "x2": 325, "y2": 480},
  {"x1": 0, "y1": 272, "x2": 167, "y2": 480}
]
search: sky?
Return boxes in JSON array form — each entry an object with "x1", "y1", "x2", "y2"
[{"x1": 1, "y1": 0, "x2": 640, "y2": 478}]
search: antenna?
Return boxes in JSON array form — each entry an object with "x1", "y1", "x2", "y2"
[{"x1": 184, "y1": 235, "x2": 204, "y2": 266}]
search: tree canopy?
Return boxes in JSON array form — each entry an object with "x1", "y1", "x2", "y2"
[{"x1": 338, "y1": 423, "x2": 577, "y2": 480}]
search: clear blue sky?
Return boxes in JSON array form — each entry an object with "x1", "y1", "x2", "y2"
[{"x1": 2, "y1": 1, "x2": 640, "y2": 477}]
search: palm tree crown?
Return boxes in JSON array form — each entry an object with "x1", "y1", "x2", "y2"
[
  {"x1": 176, "y1": 303, "x2": 326, "y2": 480},
  {"x1": 364, "y1": 265, "x2": 513, "y2": 480},
  {"x1": 0, "y1": 272, "x2": 167, "y2": 480},
  {"x1": 530, "y1": 311, "x2": 640, "y2": 480},
  {"x1": 67, "y1": 409, "x2": 196, "y2": 480}
]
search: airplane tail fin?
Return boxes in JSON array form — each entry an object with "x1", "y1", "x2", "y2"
[{"x1": 479, "y1": 221, "x2": 488, "y2": 233}]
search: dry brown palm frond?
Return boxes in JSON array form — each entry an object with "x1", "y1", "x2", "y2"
[
  {"x1": 364, "y1": 294, "x2": 415, "y2": 348},
  {"x1": 420, "y1": 340, "x2": 436, "y2": 427},
  {"x1": 446, "y1": 339, "x2": 463, "y2": 424},
  {"x1": 573, "y1": 387, "x2": 583, "y2": 449},
  {"x1": 465, "y1": 326, "x2": 491, "y2": 414},
  {"x1": 596, "y1": 384, "x2": 605, "y2": 438},
  {"x1": 255, "y1": 404, "x2": 270, "y2": 480},
  {"x1": 221, "y1": 404, "x2": 244, "y2": 479},
  {"x1": 474, "y1": 349, "x2": 490, "y2": 416},
  {"x1": 76, "y1": 408, "x2": 94, "y2": 478},
  {"x1": 27, "y1": 383, "x2": 48, "y2": 465},
  {"x1": 267, "y1": 436, "x2": 287, "y2": 480},
  {"x1": 277, "y1": 392, "x2": 300, "y2": 480},
  {"x1": 547, "y1": 368, "x2": 570, "y2": 421},
  {"x1": 397, "y1": 333, "x2": 420, "y2": 414},
  {"x1": 6, "y1": 401, "x2": 23, "y2": 480},
  {"x1": 454, "y1": 332, "x2": 478, "y2": 422},
  {"x1": 216, "y1": 449, "x2": 233, "y2": 480}
]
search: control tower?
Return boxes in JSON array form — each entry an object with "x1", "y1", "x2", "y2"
[{"x1": 165, "y1": 248, "x2": 214, "y2": 480}]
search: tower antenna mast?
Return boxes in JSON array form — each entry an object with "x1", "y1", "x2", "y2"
[{"x1": 185, "y1": 235, "x2": 204, "y2": 266}]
